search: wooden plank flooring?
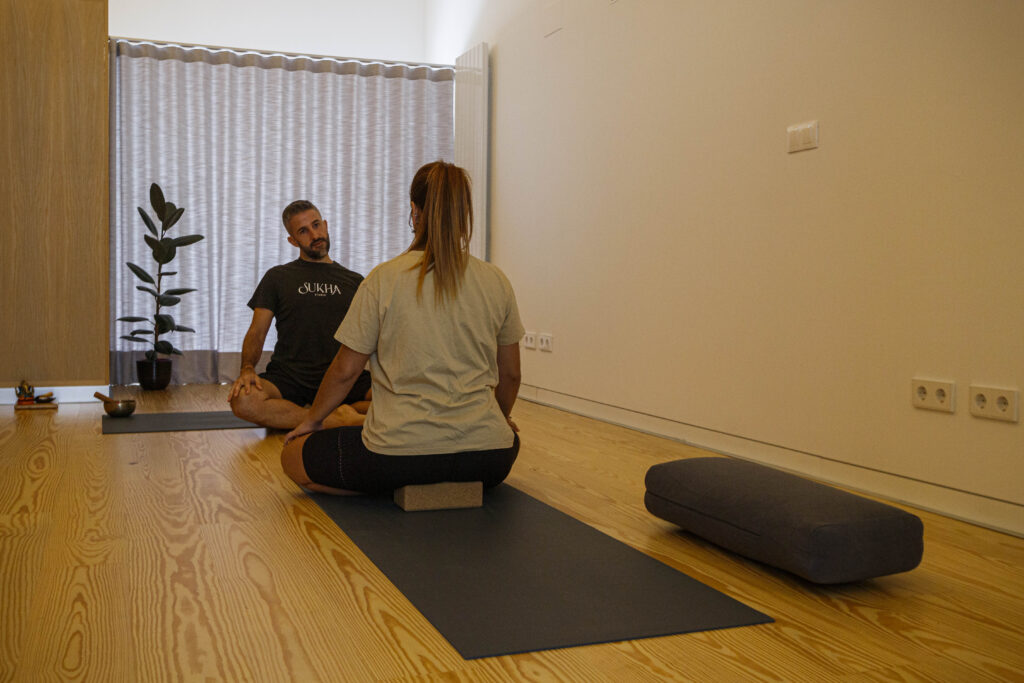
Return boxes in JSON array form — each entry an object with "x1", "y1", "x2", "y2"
[{"x1": 2, "y1": 385, "x2": 1022, "y2": 681}]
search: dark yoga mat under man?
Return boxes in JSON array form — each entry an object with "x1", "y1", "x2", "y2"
[{"x1": 101, "y1": 411, "x2": 259, "y2": 434}]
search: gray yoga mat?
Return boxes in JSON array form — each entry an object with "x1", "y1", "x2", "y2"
[
  {"x1": 310, "y1": 484, "x2": 772, "y2": 659},
  {"x1": 101, "y1": 410, "x2": 260, "y2": 434}
]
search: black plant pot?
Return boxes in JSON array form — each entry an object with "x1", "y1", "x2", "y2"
[{"x1": 137, "y1": 358, "x2": 172, "y2": 390}]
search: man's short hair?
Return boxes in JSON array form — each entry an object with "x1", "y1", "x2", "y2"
[{"x1": 282, "y1": 200, "x2": 320, "y2": 231}]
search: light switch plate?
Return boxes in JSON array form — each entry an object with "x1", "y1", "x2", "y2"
[{"x1": 787, "y1": 120, "x2": 819, "y2": 153}]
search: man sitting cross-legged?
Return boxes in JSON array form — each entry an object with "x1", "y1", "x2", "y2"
[{"x1": 229, "y1": 199, "x2": 371, "y2": 429}]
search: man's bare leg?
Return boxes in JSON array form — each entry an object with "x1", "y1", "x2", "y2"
[
  {"x1": 347, "y1": 388, "x2": 372, "y2": 415},
  {"x1": 348, "y1": 400, "x2": 371, "y2": 415},
  {"x1": 230, "y1": 377, "x2": 309, "y2": 429},
  {"x1": 333, "y1": 387, "x2": 371, "y2": 420}
]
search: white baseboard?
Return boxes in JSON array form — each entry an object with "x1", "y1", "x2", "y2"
[
  {"x1": 520, "y1": 384, "x2": 1024, "y2": 538},
  {"x1": 2, "y1": 385, "x2": 110, "y2": 405}
]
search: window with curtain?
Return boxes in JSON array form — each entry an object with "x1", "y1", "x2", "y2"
[{"x1": 109, "y1": 39, "x2": 455, "y2": 385}]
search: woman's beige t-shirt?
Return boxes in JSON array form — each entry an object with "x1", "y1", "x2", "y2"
[{"x1": 335, "y1": 251, "x2": 525, "y2": 455}]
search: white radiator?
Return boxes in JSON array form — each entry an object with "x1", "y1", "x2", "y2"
[{"x1": 455, "y1": 42, "x2": 490, "y2": 260}]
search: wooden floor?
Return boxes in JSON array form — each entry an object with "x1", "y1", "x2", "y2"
[{"x1": 2, "y1": 385, "x2": 1022, "y2": 682}]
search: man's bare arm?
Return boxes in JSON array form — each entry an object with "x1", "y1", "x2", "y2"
[{"x1": 228, "y1": 308, "x2": 274, "y2": 401}]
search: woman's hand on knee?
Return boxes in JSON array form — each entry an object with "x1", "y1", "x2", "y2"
[{"x1": 284, "y1": 418, "x2": 323, "y2": 445}]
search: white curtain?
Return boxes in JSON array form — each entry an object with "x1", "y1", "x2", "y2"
[{"x1": 109, "y1": 39, "x2": 455, "y2": 385}]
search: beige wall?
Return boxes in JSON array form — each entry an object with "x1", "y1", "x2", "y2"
[
  {"x1": 447, "y1": 0, "x2": 1024, "y2": 531},
  {"x1": 0, "y1": 0, "x2": 109, "y2": 387}
]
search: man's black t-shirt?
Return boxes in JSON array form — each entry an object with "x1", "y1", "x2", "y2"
[{"x1": 248, "y1": 259, "x2": 363, "y2": 392}]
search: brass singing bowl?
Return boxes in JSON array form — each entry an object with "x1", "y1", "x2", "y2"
[{"x1": 94, "y1": 391, "x2": 136, "y2": 418}]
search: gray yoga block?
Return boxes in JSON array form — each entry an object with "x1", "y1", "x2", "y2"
[
  {"x1": 394, "y1": 481, "x2": 483, "y2": 511},
  {"x1": 644, "y1": 457, "x2": 924, "y2": 584}
]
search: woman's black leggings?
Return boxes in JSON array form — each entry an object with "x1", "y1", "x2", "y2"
[{"x1": 301, "y1": 426, "x2": 519, "y2": 493}]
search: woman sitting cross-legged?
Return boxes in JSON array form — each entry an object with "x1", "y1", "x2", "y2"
[{"x1": 281, "y1": 161, "x2": 524, "y2": 495}]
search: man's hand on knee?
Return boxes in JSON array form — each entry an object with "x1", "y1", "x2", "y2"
[
  {"x1": 230, "y1": 386, "x2": 268, "y2": 422},
  {"x1": 229, "y1": 370, "x2": 272, "y2": 422},
  {"x1": 228, "y1": 366, "x2": 263, "y2": 402}
]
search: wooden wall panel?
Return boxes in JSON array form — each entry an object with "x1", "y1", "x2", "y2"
[{"x1": 0, "y1": 0, "x2": 109, "y2": 387}]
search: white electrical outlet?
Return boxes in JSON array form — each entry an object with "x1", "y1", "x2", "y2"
[
  {"x1": 911, "y1": 379, "x2": 955, "y2": 413},
  {"x1": 523, "y1": 332, "x2": 537, "y2": 350},
  {"x1": 969, "y1": 385, "x2": 1019, "y2": 423},
  {"x1": 538, "y1": 333, "x2": 553, "y2": 352}
]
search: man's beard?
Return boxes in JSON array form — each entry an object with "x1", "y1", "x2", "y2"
[{"x1": 302, "y1": 236, "x2": 330, "y2": 260}]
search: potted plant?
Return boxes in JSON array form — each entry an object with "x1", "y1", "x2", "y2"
[{"x1": 118, "y1": 183, "x2": 205, "y2": 390}]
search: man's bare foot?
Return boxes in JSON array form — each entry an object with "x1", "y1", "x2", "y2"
[{"x1": 323, "y1": 404, "x2": 365, "y2": 428}]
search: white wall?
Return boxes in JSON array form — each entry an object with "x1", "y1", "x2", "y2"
[
  {"x1": 109, "y1": 0, "x2": 429, "y2": 63},
  {"x1": 446, "y1": 0, "x2": 1024, "y2": 534},
  {"x1": 424, "y1": 0, "x2": 526, "y2": 64}
]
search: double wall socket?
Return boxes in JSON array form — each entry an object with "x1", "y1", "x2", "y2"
[
  {"x1": 523, "y1": 331, "x2": 552, "y2": 352},
  {"x1": 969, "y1": 385, "x2": 1020, "y2": 423},
  {"x1": 911, "y1": 378, "x2": 1020, "y2": 422},
  {"x1": 911, "y1": 379, "x2": 955, "y2": 413}
]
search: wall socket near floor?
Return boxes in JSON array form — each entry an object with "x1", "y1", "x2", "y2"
[
  {"x1": 911, "y1": 378, "x2": 955, "y2": 413},
  {"x1": 523, "y1": 332, "x2": 537, "y2": 350},
  {"x1": 538, "y1": 333, "x2": 554, "y2": 352},
  {"x1": 969, "y1": 385, "x2": 1020, "y2": 423}
]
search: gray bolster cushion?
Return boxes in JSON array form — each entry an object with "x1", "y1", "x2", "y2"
[{"x1": 644, "y1": 457, "x2": 924, "y2": 584}]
